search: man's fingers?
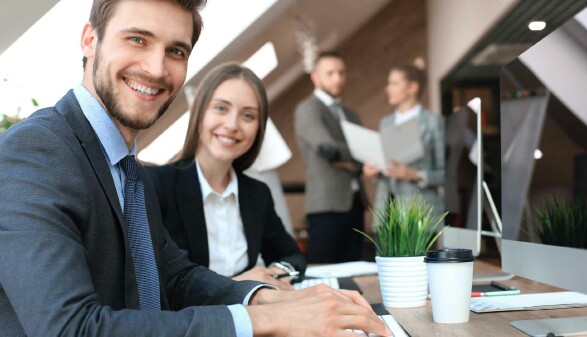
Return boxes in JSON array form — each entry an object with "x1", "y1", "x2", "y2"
[
  {"x1": 335, "y1": 310, "x2": 391, "y2": 337},
  {"x1": 339, "y1": 289, "x2": 376, "y2": 312}
]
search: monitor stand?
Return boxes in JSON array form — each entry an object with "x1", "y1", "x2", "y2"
[{"x1": 511, "y1": 317, "x2": 587, "y2": 337}]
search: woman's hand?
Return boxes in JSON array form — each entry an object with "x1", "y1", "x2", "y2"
[
  {"x1": 233, "y1": 266, "x2": 294, "y2": 290},
  {"x1": 384, "y1": 161, "x2": 421, "y2": 181}
]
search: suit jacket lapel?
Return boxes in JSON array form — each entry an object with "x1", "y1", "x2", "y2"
[
  {"x1": 311, "y1": 96, "x2": 345, "y2": 140},
  {"x1": 176, "y1": 160, "x2": 210, "y2": 267},
  {"x1": 55, "y1": 90, "x2": 125, "y2": 227},
  {"x1": 418, "y1": 109, "x2": 430, "y2": 143},
  {"x1": 237, "y1": 175, "x2": 259, "y2": 270},
  {"x1": 54, "y1": 90, "x2": 137, "y2": 307}
]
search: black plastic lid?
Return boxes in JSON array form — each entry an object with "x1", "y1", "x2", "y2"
[{"x1": 424, "y1": 248, "x2": 475, "y2": 263}]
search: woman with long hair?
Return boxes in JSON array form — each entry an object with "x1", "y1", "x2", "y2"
[{"x1": 147, "y1": 63, "x2": 305, "y2": 289}]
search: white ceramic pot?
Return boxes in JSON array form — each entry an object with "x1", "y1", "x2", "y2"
[{"x1": 375, "y1": 255, "x2": 428, "y2": 308}]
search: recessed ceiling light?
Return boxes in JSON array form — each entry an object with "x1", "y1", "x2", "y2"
[
  {"x1": 528, "y1": 21, "x2": 546, "y2": 31},
  {"x1": 534, "y1": 149, "x2": 543, "y2": 160}
]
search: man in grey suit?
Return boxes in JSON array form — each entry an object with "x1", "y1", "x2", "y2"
[
  {"x1": 295, "y1": 52, "x2": 367, "y2": 264},
  {"x1": 0, "y1": 1, "x2": 389, "y2": 336}
]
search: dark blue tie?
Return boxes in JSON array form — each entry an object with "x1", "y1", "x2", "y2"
[{"x1": 120, "y1": 156, "x2": 160, "y2": 310}]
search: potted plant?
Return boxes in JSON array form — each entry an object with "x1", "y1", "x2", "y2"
[
  {"x1": 356, "y1": 195, "x2": 447, "y2": 308},
  {"x1": 531, "y1": 197, "x2": 587, "y2": 249}
]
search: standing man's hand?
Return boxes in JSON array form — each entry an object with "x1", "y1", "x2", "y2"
[
  {"x1": 362, "y1": 162, "x2": 381, "y2": 179},
  {"x1": 247, "y1": 285, "x2": 392, "y2": 336}
]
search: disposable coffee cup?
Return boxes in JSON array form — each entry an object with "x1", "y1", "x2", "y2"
[{"x1": 424, "y1": 248, "x2": 475, "y2": 323}]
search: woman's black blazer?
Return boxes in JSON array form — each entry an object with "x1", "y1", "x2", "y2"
[{"x1": 146, "y1": 157, "x2": 306, "y2": 276}]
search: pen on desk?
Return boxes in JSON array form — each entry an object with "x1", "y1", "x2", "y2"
[
  {"x1": 490, "y1": 281, "x2": 517, "y2": 291},
  {"x1": 271, "y1": 271, "x2": 300, "y2": 279},
  {"x1": 471, "y1": 289, "x2": 521, "y2": 297}
]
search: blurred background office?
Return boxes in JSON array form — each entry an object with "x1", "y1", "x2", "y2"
[{"x1": 2, "y1": 0, "x2": 585, "y2": 260}]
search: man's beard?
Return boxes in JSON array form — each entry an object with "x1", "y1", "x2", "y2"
[
  {"x1": 321, "y1": 84, "x2": 344, "y2": 99},
  {"x1": 92, "y1": 47, "x2": 176, "y2": 130}
]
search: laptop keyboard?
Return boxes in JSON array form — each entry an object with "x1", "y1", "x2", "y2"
[{"x1": 293, "y1": 277, "x2": 340, "y2": 290}]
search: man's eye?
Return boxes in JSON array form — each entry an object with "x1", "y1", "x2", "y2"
[
  {"x1": 129, "y1": 37, "x2": 144, "y2": 44},
  {"x1": 169, "y1": 48, "x2": 185, "y2": 57}
]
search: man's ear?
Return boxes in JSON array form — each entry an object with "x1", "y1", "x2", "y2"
[
  {"x1": 81, "y1": 22, "x2": 97, "y2": 60},
  {"x1": 310, "y1": 71, "x2": 318, "y2": 87}
]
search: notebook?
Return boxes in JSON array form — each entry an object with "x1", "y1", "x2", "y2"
[{"x1": 470, "y1": 291, "x2": 587, "y2": 313}]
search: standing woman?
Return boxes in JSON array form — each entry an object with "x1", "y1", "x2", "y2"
[
  {"x1": 364, "y1": 64, "x2": 445, "y2": 216},
  {"x1": 146, "y1": 63, "x2": 305, "y2": 290}
]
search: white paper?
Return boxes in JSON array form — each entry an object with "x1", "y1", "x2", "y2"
[
  {"x1": 470, "y1": 291, "x2": 587, "y2": 313},
  {"x1": 341, "y1": 120, "x2": 386, "y2": 170},
  {"x1": 379, "y1": 117, "x2": 424, "y2": 164},
  {"x1": 247, "y1": 118, "x2": 292, "y2": 172},
  {"x1": 305, "y1": 261, "x2": 378, "y2": 278}
]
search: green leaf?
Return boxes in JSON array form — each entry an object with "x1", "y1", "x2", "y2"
[{"x1": 355, "y1": 194, "x2": 449, "y2": 257}]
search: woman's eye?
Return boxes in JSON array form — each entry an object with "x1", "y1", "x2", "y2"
[
  {"x1": 213, "y1": 105, "x2": 227, "y2": 112},
  {"x1": 243, "y1": 112, "x2": 256, "y2": 121}
]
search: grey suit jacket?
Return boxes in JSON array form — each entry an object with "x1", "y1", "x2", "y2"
[
  {"x1": 295, "y1": 94, "x2": 365, "y2": 214},
  {"x1": 0, "y1": 91, "x2": 260, "y2": 337},
  {"x1": 373, "y1": 108, "x2": 445, "y2": 218}
]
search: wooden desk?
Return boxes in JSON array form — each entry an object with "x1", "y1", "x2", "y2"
[{"x1": 354, "y1": 260, "x2": 587, "y2": 336}]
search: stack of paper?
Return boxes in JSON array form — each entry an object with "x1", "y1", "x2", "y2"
[{"x1": 341, "y1": 119, "x2": 424, "y2": 171}]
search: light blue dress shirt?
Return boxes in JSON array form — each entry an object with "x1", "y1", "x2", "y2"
[{"x1": 72, "y1": 84, "x2": 259, "y2": 337}]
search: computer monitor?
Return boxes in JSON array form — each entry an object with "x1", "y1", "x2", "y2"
[
  {"x1": 442, "y1": 98, "x2": 504, "y2": 259},
  {"x1": 501, "y1": 7, "x2": 587, "y2": 335}
]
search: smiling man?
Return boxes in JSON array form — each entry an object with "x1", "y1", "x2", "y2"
[{"x1": 0, "y1": 1, "x2": 389, "y2": 337}]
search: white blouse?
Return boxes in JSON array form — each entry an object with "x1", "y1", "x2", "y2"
[{"x1": 196, "y1": 159, "x2": 248, "y2": 277}]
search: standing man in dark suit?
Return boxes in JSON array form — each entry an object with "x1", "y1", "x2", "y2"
[
  {"x1": 0, "y1": 1, "x2": 390, "y2": 337},
  {"x1": 295, "y1": 52, "x2": 367, "y2": 264}
]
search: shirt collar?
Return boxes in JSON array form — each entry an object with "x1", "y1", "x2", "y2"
[
  {"x1": 195, "y1": 158, "x2": 239, "y2": 200},
  {"x1": 313, "y1": 89, "x2": 340, "y2": 107},
  {"x1": 394, "y1": 104, "x2": 422, "y2": 125},
  {"x1": 73, "y1": 84, "x2": 135, "y2": 165}
]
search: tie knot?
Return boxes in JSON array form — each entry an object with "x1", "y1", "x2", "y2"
[{"x1": 120, "y1": 155, "x2": 140, "y2": 181}]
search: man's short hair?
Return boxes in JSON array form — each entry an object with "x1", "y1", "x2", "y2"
[
  {"x1": 82, "y1": 0, "x2": 206, "y2": 69},
  {"x1": 313, "y1": 51, "x2": 344, "y2": 70}
]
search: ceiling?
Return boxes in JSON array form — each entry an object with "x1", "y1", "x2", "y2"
[
  {"x1": 0, "y1": 0, "x2": 59, "y2": 55},
  {"x1": 443, "y1": 0, "x2": 587, "y2": 84}
]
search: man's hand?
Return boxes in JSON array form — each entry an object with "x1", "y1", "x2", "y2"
[
  {"x1": 384, "y1": 161, "x2": 420, "y2": 181},
  {"x1": 247, "y1": 285, "x2": 391, "y2": 336},
  {"x1": 233, "y1": 266, "x2": 294, "y2": 290}
]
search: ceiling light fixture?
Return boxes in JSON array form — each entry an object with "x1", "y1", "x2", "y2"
[{"x1": 528, "y1": 21, "x2": 546, "y2": 31}]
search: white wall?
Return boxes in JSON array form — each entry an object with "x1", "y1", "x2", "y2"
[{"x1": 426, "y1": 0, "x2": 518, "y2": 113}]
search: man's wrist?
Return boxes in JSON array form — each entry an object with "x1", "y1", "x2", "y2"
[{"x1": 249, "y1": 287, "x2": 278, "y2": 305}]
